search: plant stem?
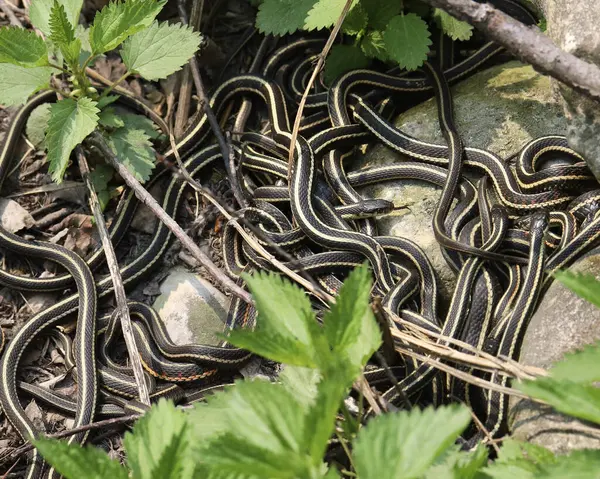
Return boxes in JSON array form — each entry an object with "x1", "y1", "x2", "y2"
[{"x1": 99, "y1": 71, "x2": 131, "y2": 100}]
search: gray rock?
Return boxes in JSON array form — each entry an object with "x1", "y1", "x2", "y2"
[
  {"x1": 356, "y1": 60, "x2": 567, "y2": 301},
  {"x1": 532, "y1": 0, "x2": 600, "y2": 180},
  {"x1": 152, "y1": 267, "x2": 230, "y2": 346},
  {"x1": 0, "y1": 198, "x2": 35, "y2": 233},
  {"x1": 508, "y1": 253, "x2": 600, "y2": 453}
]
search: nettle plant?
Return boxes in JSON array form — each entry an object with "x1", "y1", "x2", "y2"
[
  {"x1": 0, "y1": 0, "x2": 200, "y2": 205},
  {"x1": 31, "y1": 266, "x2": 600, "y2": 478},
  {"x1": 253, "y1": 0, "x2": 474, "y2": 83}
]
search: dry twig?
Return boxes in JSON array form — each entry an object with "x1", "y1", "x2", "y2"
[
  {"x1": 86, "y1": 131, "x2": 252, "y2": 304},
  {"x1": 421, "y1": 0, "x2": 600, "y2": 100},
  {"x1": 75, "y1": 146, "x2": 150, "y2": 406}
]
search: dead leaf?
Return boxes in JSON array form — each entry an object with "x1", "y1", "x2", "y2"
[
  {"x1": 24, "y1": 400, "x2": 45, "y2": 433},
  {"x1": 0, "y1": 198, "x2": 35, "y2": 232}
]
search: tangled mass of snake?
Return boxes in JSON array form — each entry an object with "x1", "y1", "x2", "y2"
[{"x1": 1, "y1": 0, "x2": 599, "y2": 476}]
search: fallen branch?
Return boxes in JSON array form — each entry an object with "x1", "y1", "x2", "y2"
[
  {"x1": 0, "y1": 0, "x2": 23, "y2": 27},
  {"x1": 86, "y1": 131, "x2": 253, "y2": 304},
  {"x1": 75, "y1": 146, "x2": 150, "y2": 406},
  {"x1": 421, "y1": 0, "x2": 600, "y2": 100}
]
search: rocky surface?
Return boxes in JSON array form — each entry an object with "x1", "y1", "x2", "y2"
[
  {"x1": 355, "y1": 60, "x2": 567, "y2": 302},
  {"x1": 152, "y1": 268, "x2": 230, "y2": 345},
  {"x1": 530, "y1": 0, "x2": 600, "y2": 180},
  {"x1": 508, "y1": 252, "x2": 600, "y2": 453}
]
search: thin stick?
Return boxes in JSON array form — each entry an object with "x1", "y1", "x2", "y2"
[
  {"x1": 75, "y1": 147, "x2": 150, "y2": 406},
  {"x1": 176, "y1": 2, "x2": 246, "y2": 208},
  {"x1": 287, "y1": 0, "x2": 353, "y2": 176},
  {"x1": 421, "y1": 0, "x2": 600, "y2": 100},
  {"x1": 354, "y1": 374, "x2": 382, "y2": 415},
  {"x1": 467, "y1": 404, "x2": 501, "y2": 455},
  {"x1": 86, "y1": 132, "x2": 253, "y2": 304}
]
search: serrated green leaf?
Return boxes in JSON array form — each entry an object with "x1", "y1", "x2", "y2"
[
  {"x1": 537, "y1": 449, "x2": 600, "y2": 478},
  {"x1": 256, "y1": 0, "x2": 317, "y2": 35},
  {"x1": 323, "y1": 44, "x2": 369, "y2": 85},
  {"x1": 517, "y1": 377, "x2": 600, "y2": 425},
  {"x1": 0, "y1": 64, "x2": 52, "y2": 106},
  {"x1": 424, "y1": 444, "x2": 488, "y2": 479},
  {"x1": 49, "y1": 1, "x2": 75, "y2": 45},
  {"x1": 29, "y1": 0, "x2": 83, "y2": 37},
  {"x1": 361, "y1": 30, "x2": 388, "y2": 61},
  {"x1": 46, "y1": 97, "x2": 99, "y2": 182},
  {"x1": 33, "y1": 437, "x2": 128, "y2": 479},
  {"x1": 26, "y1": 103, "x2": 52, "y2": 148},
  {"x1": 342, "y1": 2, "x2": 367, "y2": 35},
  {"x1": 124, "y1": 399, "x2": 194, "y2": 479},
  {"x1": 89, "y1": 0, "x2": 166, "y2": 54},
  {"x1": 90, "y1": 163, "x2": 113, "y2": 191},
  {"x1": 353, "y1": 405, "x2": 471, "y2": 479},
  {"x1": 482, "y1": 461, "x2": 539, "y2": 479},
  {"x1": 279, "y1": 365, "x2": 320, "y2": 409},
  {"x1": 304, "y1": 0, "x2": 358, "y2": 31},
  {"x1": 384, "y1": 13, "x2": 432, "y2": 71},
  {"x1": 97, "y1": 189, "x2": 110, "y2": 210},
  {"x1": 0, "y1": 27, "x2": 48, "y2": 66},
  {"x1": 98, "y1": 107, "x2": 125, "y2": 128},
  {"x1": 49, "y1": 1, "x2": 81, "y2": 66},
  {"x1": 191, "y1": 380, "x2": 309, "y2": 477},
  {"x1": 554, "y1": 270, "x2": 600, "y2": 309},
  {"x1": 323, "y1": 264, "x2": 380, "y2": 370},
  {"x1": 229, "y1": 271, "x2": 318, "y2": 367},
  {"x1": 96, "y1": 94, "x2": 119, "y2": 109},
  {"x1": 433, "y1": 8, "x2": 473, "y2": 41},
  {"x1": 75, "y1": 24, "x2": 91, "y2": 52},
  {"x1": 496, "y1": 439, "x2": 555, "y2": 466},
  {"x1": 121, "y1": 113, "x2": 161, "y2": 139},
  {"x1": 105, "y1": 127, "x2": 155, "y2": 183},
  {"x1": 361, "y1": 0, "x2": 401, "y2": 30},
  {"x1": 121, "y1": 22, "x2": 200, "y2": 81},
  {"x1": 548, "y1": 341, "x2": 600, "y2": 383}
]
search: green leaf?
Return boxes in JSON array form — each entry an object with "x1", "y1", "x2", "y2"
[
  {"x1": 424, "y1": 444, "x2": 488, "y2": 479},
  {"x1": 49, "y1": 1, "x2": 81, "y2": 66},
  {"x1": 256, "y1": 0, "x2": 317, "y2": 35},
  {"x1": 323, "y1": 44, "x2": 369, "y2": 85},
  {"x1": 433, "y1": 8, "x2": 473, "y2": 41},
  {"x1": 121, "y1": 113, "x2": 161, "y2": 139},
  {"x1": 361, "y1": 30, "x2": 388, "y2": 61},
  {"x1": 279, "y1": 365, "x2": 320, "y2": 409},
  {"x1": 361, "y1": 0, "x2": 401, "y2": 30},
  {"x1": 30, "y1": 0, "x2": 83, "y2": 36},
  {"x1": 517, "y1": 377, "x2": 600, "y2": 425},
  {"x1": 496, "y1": 439, "x2": 555, "y2": 465},
  {"x1": 89, "y1": 0, "x2": 166, "y2": 54},
  {"x1": 26, "y1": 103, "x2": 52, "y2": 148},
  {"x1": 105, "y1": 127, "x2": 155, "y2": 183},
  {"x1": 49, "y1": 1, "x2": 75, "y2": 45},
  {"x1": 322, "y1": 264, "x2": 380, "y2": 370},
  {"x1": 554, "y1": 270, "x2": 600, "y2": 309},
  {"x1": 537, "y1": 449, "x2": 600, "y2": 478},
  {"x1": 353, "y1": 405, "x2": 471, "y2": 479},
  {"x1": 46, "y1": 97, "x2": 99, "y2": 182},
  {"x1": 342, "y1": 2, "x2": 367, "y2": 36},
  {"x1": 90, "y1": 163, "x2": 113, "y2": 191},
  {"x1": 98, "y1": 108, "x2": 125, "y2": 128},
  {"x1": 121, "y1": 22, "x2": 200, "y2": 81},
  {"x1": 227, "y1": 271, "x2": 318, "y2": 367},
  {"x1": 75, "y1": 24, "x2": 91, "y2": 53},
  {"x1": 548, "y1": 341, "x2": 600, "y2": 383},
  {"x1": 124, "y1": 399, "x2": 194, "y2": 479},
  {"x1": 0, "y1": 27, "x2": 48, "y2": 66},
  {"x1": 0, "y1": 64, "x2": 53, "y2": 106},
  {"x1": 383, "y1": 13, "x2": 432, "y2": 71},
  {"x1": 33, "y1": 437, "x2": 128, "y2": 479},
  {"x1": 96, "y1": 94, "x2": 119, "y2": 109},
  {"x1": 304, "y1": 0, "x2": 358, "y2": 31},
  {"x1": 190, "y1": 380, "x2": 309, "y2": 477}
]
